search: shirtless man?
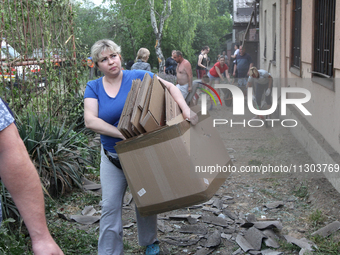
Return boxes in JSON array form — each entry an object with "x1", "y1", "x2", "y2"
[{"x1": 173, "y1": 51, "x2": 193, "y2": 100}]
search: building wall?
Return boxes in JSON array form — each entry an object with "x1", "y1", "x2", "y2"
[
  {"x1": 259, "y1": 0, "x2": 281, "y2": 90},
  {"x1": 277, "y1": 0, "x2": 340, "y2": 191},
  {"x1": 282, "y1": 0, "x2": 340, "y2": 154}
]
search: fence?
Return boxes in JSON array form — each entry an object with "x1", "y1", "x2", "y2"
[{"x1": 0, "y1": 0, "x2": 87, "y2": 116}]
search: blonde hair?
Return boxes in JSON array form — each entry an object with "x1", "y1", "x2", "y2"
[
  {"x1": 91, "y1": 39, "x2": 121, "y2": 66},
  {"x1": 136, "y1": 48, "x2": 150, "y2": 62},
  {"x1": 249, "y1": 66, "x2": 258, "y2": 77}
]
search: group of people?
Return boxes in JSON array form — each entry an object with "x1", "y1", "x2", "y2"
[{"x1": 0, "y1": 39, "x2": 274, "y2": 255}]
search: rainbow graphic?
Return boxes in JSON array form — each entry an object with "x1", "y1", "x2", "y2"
[{"x1": 197, "y1": 82, "x2": 223, "y2": 106}]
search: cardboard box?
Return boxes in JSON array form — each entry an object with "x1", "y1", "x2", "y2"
[{"x1": 115, "y1": 106, "x2": 232, "y2": 216}]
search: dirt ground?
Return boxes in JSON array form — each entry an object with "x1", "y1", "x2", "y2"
[{"x1": 118, "y1": 104, "x2": 340, "y2": 254}]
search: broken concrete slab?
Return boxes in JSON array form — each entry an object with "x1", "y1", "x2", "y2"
[
  {"x1": 261, "y1": 249, "x2": 283, "y2": 255},
  {"x1": 264, "y1": 201, "x2": 284, "y2": 209},
  {"x1": 204, "y1": 230, "x2": 221, "y2": 247},
  {"x1": 244, "y1": 226, "x2": 267, "y2": 251},
  {"x1": 236, "y1": 234, "x2": 254, "y2": 252},
  {"x1": 232, "y1": 248, "x2": 242, "y2": 255},
  {"x1": 241, "y1": 221, "x2": 283, "y2": 230},
  {"x1": 123, "y1": 193, "x2": 133, "y2": 206},
  {"x1": 201, "y1": 215, "x2": 229, "y2": 227},
  {"x1": 223, "y1": 209, "x2": 238, "y2": 220},
  {"x1": 157, "y1": 220, "x2": 173, "y2": 233},
  {"x1": 69, "y1": 215, "x2": 101, "y2": 225},
  {"x1": 246, "y1": 214, "x2": 256, "y2": 223},
  {"x1": 263, "y1": 229, "x2": 280, "y2": 248},
  {"x1": 81, "y1": 177, "x2": 102, "y2": 192},
  {"x1": 248, "y1": 251, "x2": 261, "y2": 255},
  {"x1": 195, "y1": 248, "x2": 214, "y2": 255},
  {"x1": 162, "y1": 235, "x2": 201, "y2": 246},
  {"x1": 82, "y1": 206, "x2": 96, "y2": 216},
  {"x1": 123, "y1": 222, "x2": 134, "y2": 229},
  {"x1": 221, "y1": 233, "x2": 232, "y2": 240},
  {"x1": 311, "y1": 220, "x2": 340, "y2": 237},
  {"x1": 212, "y1": 198, "x2": 223, "y2": 210},
  {"x1": 179, "y1": 224, "x2": 208, "y2": 235},
  {"x1": 169, "y1": 214, "x2": 201, "y2": 220},
  {"x1": 284, "y1": 235, "x2": 316, "y2": 251},
  {"x1": 202, "y1": 206, "x2": 221, "y2": 215}
]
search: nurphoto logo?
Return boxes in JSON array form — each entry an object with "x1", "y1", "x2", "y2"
[{"x1": 199, "y1": 84, "x2": 312, "y2": 128}]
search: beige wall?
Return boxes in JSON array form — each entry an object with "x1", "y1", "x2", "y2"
[
  {"x1": 259, "y1": 0, "x2": 281, "y2": 88},
  {"x1": 281, "y1": 0, "x2": 340, "y2": 153}
]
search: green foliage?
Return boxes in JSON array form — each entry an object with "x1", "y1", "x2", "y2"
[
  {"x1": 16, "y1": 112, "x2": 93, "y2": 197},
  {"x1": 0, "y1": 218, "x2": 32, "y2": 255},
  {"x1": 293, "y1": 182, "x2": 309, "y2": 199},
  {"x1": 310, "y1": 234, "x2": 340, "y2": 254},
  {"x1": 308, "y1": 209, "x2": 327, "y2": 228}
]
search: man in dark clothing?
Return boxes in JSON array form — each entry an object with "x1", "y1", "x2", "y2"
[
  {"x1": 233, "y1": 45, "x2": 253, "y2": 89},
  {"x1": 164, "y1": 50, "x2": 177, "y2": 75}
]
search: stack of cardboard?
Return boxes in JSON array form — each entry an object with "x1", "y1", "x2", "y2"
[
  {"x1": 115, "y1": 74, "x2": 232, "y2": 217},
  {"x1": 118, "y1": 73, "x2": 169, "y2": 137}
]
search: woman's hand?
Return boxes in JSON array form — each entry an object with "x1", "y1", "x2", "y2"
[{"x1": 182, "y1": 107, "x2": 198, "y2": 125}]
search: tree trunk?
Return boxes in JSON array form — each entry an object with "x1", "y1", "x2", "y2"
[{"x1": 148, "y1": 0, "x2": 171, "y2": 72}]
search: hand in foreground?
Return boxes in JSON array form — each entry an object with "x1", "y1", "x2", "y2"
[
  {"x1": 32, "y1": 237, "x2": 64, "y2": 255},
  {"x1": 182, "y1": 108, "x2": 198, "y2": 126}
]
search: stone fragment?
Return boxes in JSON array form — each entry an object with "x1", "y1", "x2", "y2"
[
  {"x1": 123, "y1": 193, "x2": 133, "y2": 206},
  {"x1": 195, "y1": 248, "x2": 214, "y2": 255},
  {"x1": 311, "y1": 221, "x2": 340, "y2": 237},
  {"x1": 261, "y1": 249, "x2": 283, "y2": 255},
  {"x1": 157, "y1": 220, "x2": 173, "y2": 233},
  {"x1": 202, "y1": 206, "x2": 221, "y2": 215},
  {"x1": 223, "y1": 209, "x2": 237, "y2": 220},
  {"x1": 82, "y1": 206, "x2": 96, "y2": 216},
  {"x1": 162, "y1": 235, "x2": 201, "y2": 246},
  {"x1": 236, "y1": 234, "x2": 254, "y2": 252},
  {"x1": 246, "y1": 214, "x2": 256, "y2": 223},
  {"x1": 69, "y1": 215, "x2": 101, "y2": 225},
  {"x1": 284, "y1": 235, "x2": 316, "y2": 251},
  {"x1": 264, "y1": 201, "x2": 284, "y2": 209},
  {"x1": 204, "y1": 230, "x2": 220, "y2": 248},
  {"x1": 201, "y1": 215, "x2": 229, "y2": 227},
  {"x1": 253, "y1": 221, "x2": 283, "y2": 230},
  {"x1": 179, "y1": 224, "x2": 208, "y2": 235},
  {"x1": 221, "y1": 233, "x2": 232, "y2": 240},
  {"x1": 123, "y1": 222, "x2": 134, "y2": 229},
  {"x1": 263, "y1": 229, "x2": 280, "y2": 248},
  {"x1": 244, "y1": 226, "x2": 267, "y2": 251},
  {"x1": 232, "y1": 248, "x2": 242, "y2": 255},
  {"x1": 212, "y1": 198, "x2": 223, "y2": 210}
]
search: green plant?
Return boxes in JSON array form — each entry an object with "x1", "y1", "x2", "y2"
[
  {"x1": 308, "y1": 209, "x2": 327, "y2": 228},
  {"x1": 293, "y1": 182, "x2": 309, "y2": 199},
  {"x1": 0, "y1": 218, "x2": 32, "y2": 255},
  {"x1": 16, "y1": 111, "x2": 94, "y2": 197},
  {"x1": 310, "y1": 234, "x2": 340, "y2": 254}
]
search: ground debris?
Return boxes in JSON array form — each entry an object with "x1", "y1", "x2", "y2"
[{"x1": 311, "y1": 220, "x2": 340, "y2": 237}]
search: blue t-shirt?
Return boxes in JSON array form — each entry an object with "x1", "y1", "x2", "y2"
[
  {"x1": 84, "y1": 70, "x2": 154, "y2": 153},
  {"x1": 235, "y1": 53, "x2": 253, "y2": 78}
]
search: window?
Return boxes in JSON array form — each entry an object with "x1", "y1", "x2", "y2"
[
  {"x1": 291, "y1": 0, "x2": 301, "y2": 70},
  {"x1": 313, "y1": 0, "x2": 335, "y2": 79},
  {"x1": 263, "y1": 10, "x2": 267, "y2": 59}
]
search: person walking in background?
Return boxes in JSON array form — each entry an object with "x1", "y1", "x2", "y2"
[
  {"x1": 0, "y1": 98, "x2": 64, "y2": 255},
  {"x1": 163, "y1": 50, "x2": 177, "y2": 75},
  {"x1": 231, "y1": 44, "x2": 240, "y2": 77},
  {"x1": 233, "y1": 45, "x2": 253, "y2": 90},
  {"x1": 174, "y1": 50, "x2": 193, "y2": 100},
  {"x1": 196, "y1": 46, "x2": 209, "y2": 79},
  {"x1": 131, "y1": 48, "x2": 152, "y2": 71},
  {"x1": 84, "y1": 40, "x2": 197, "y2": 255}
]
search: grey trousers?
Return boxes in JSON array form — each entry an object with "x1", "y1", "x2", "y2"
[{"x1": 98, "y1": 147, "x2": 157, "y2": 255}]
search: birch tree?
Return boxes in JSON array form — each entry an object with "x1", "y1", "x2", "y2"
[{"x1": 148, "y1": 0, "x2": 171, "y2": 72}]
